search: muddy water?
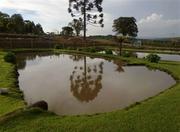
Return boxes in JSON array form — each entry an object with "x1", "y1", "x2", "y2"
[{"x1": 17, "y1": 52, "x2": 176, "y2": 115}]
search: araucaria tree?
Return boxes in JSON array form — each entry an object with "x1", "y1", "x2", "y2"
[
  {"x1": 69, "y1": 19, "x2": 83, "y2": 36},
  {"x1": 113, "y1": 17, "x2": 138, "y2": 55},
  {"x1": 68, "y1": 0, "x2": 104, "y2": 40}
]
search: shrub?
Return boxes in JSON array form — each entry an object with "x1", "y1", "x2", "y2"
[
  {"x1": 89, "y1": 47, "x2": 96, "y2": 53},
  {"x1": 77, "y1": 48, "x2": 82, "y2": 51},
  {"x1": 122, "y1": 51, "x2": 131, "y2": 57},
  {"x1": 54, "y1": 45, "x2": 62, "y2": 49},
  {"x1": 4, "y1": 52, "x2": 16, "y2": 63},
  {"x1": 94, "y1": 47, "x2": 105, "y2": 52},
  {"x1": 146, "y1": 54, "x2": 161, "y2": 63},
  {"x1": 67, "y1": 47, "x2": 76, "y2": 50},
  {"x1": 82, "y1": 47, "x2": 97, "y2": 53},
  {"x1": 122, "y1": 51, "x2": 137, "y2": 58},
  {"x1": 105, "y1": 49, "x2": 113, "y2": 55}
]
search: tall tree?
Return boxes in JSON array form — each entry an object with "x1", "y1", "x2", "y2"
[
  {"x1": 24, "y1": 20, "x2": 35, "y2": 34},
  {"x1": 34, "y1": 23, "x2": 44, "y2": 35},
  {"x1": 10, "y1": 14, "x2": 24, "y2": 33},
  {"x1": 0, "y1": 12, "x2": 10, "y2": 32},
  {"x1": 68, "y1": 0, "x2": 104, "y2": 41},
  {"x1": 0, "y1": 11, "x2": 44, "y2": 34},
  {"x1": 69, "y1": 19, "x2": 83, "y2": 36},
  {"x1": 113, "y1": 17, "x2": 138, "y2": 55},
  {"x1": 60, "y1": 26, "x2": 74, "y2": 37}
]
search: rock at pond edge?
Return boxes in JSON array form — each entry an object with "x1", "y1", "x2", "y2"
[{"x1": 29, "y1": 101, "x2": 48, "y2": 111}]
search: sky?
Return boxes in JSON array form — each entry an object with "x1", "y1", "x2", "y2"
[{"x1": 0, "y1": 0, "x2": 180, "y2": 38}]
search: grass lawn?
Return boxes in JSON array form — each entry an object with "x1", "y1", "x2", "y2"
[
  {"x1": 0, "y1": 50, "x2": 179, "y2": 132},
  {"x1": 0, "y1": 52, "x2": 24, "y2": 116}
]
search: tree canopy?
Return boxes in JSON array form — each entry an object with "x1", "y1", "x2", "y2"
[
  {"x1": 68, "y1": 0, "x2": 104, "y2": 40},
  {"x1": 60, "y1": 26, "x2": 74, "y2": 37},
  {"x1": 0, "y1": 11, "x2": 44, "y2": 35},
  {"x1": 113, "y1": 17, "x2": 138, "y2": 37},
  {"x1": 113, "y1": 17, "x2": 138, "y2": 56},
  {"x1": 69, "y1": 19, "x2": 83, "y2": 36}
]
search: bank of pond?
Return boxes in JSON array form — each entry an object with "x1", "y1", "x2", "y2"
[
  {"x1": 98, "y1": 50, "x2": 180, "y2": 62},
  {"x1": 16, "y1": 52, "x2": 176, "y2": 115}
]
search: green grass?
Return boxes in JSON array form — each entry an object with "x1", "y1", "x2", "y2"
[
  {"x1": 0, "y1": 52, "x2": 24, "y2": 116},
  {"x1": 0, "y1": 50, "x2": 179, "y2": 132}
]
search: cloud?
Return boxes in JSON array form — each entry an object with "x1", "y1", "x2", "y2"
[
  {"x1": 137, "y1": 13, "x2": 180, "y2": 38},
  {"x1": 0, "y1": 0, "x2": 180, "y2": 38},
  {"x1": 0, "y1": 0, "x2": 114, "y2": 35},
  {"x1": 138, "y1": 13, "x2": 163, "y2": 24},
  {"x1": 0, "y1": 0, "x2": 72, "y2": 32}
]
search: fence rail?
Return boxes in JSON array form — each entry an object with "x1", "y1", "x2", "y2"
[{"x1": 0, "y1": 38, "x2": 55, "y2": 49}]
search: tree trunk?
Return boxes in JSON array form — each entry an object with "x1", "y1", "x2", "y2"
[
  {"x1": 119, "y1": 42, "x2": 122, "y2": 56},
  {"x1": 83, "y1": 0, "x2": 86, "y2": 46}
]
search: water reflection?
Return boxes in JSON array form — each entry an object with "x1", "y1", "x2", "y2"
[
  {"x1": 69, "y1": 55, "x2": 84, "y2": 62},
  {"x1": 17, "y1": 52, "x2": 55, "y2": 70},
  {"x1": 113, "y1": 60, "x2": 124, "y2": 73},
  {"x1": 70, "y1": 56, "x2": 104, "y2": 102}
]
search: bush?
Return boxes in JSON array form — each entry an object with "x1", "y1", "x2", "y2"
[
  {"x1": 4, "y1": 52, "x2": 16, "y2": 63},
  {"x1": 94, "y1": 47, "x2": 105, "y2": 52},
  {"x1": 105, "y1": 49, "x2": 113, "y2": 55},
  {"x1": 54, "y1": 45, "x2": 62, "y2": 49},
  {"x1": 146, "y1": 54, "x2": 161, "y2": 63},
  {"x1": 122, "y1": 51, "x2": 131, "y2": 57},
  {"x1": 82, "y1": 47, "x2": 96, "y2": 53},
  {"x1": 89, "y1": 47, "x2": 96, "y2": 53},
  {"x1": 122, "y1": 51, "x2": 137, "y2": 58},
  {"x1": 67, "y1": 47, "x2": 76, "y2": 50}
]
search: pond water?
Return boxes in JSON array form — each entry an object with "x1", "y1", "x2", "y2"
[
  {"x1": 136, "y1": 52, "x2": 180, "y2": 61},
  {"x1": 17, "y1": 52, "x2": 176, "y2": 115}
]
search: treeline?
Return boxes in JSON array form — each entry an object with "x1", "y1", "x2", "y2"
[
  {"x1": 141, "y1": 39, "x2": 180, "y2": 48},
  {"x1": 0, "y1": 11, "x2": 44, "y2": 35},
  {"x1": 89, "y1": 35, "x2": 115, "y2": 40}
]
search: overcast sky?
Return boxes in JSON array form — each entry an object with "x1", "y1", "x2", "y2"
[{"x1": 0, "y1": 0, "x2": 180, "y2": 38}]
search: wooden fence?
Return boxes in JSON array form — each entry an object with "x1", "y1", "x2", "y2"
[{"x1": 0, "y1": 34, "x2": 55, "y2": 49}]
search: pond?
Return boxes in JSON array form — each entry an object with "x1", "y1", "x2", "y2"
[
  {"x1": 17, "y1": 52, "x2": 176, "y2": 115},
  {"x1": 136, "y1": 52, "x2": 180, "y2": 61}
]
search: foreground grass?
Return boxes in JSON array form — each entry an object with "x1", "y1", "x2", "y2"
[
  {"x1": 0, "y1": 50, "x2": 179, "y2": 132},
  {"x1": 0, "y1": 52, "x2": 24, "y2": 116}
]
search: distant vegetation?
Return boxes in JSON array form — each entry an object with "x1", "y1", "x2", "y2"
[
  {"x1": 60, "y1": 26, "x2": 74, "y2": 37},
  {"x1": 89, "y1": 35, "x2": 180, "y2": 48},
  {"x1": 0, "y1": 11, "x2": 44, "y2": 35},
  {"x1": 68, "y1": 19, "x2": 83, "y2": 36}
]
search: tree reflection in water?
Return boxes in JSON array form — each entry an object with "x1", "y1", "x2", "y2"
[
  {"x1": 17, "y1": 52, "x2": 55, "y2": 70},
  {"x1": 113, "y1": 60, "x2": 124, "y2": 73},
  {"x1": 70, "y1": 56, "x2": 104, "y2": 102}
]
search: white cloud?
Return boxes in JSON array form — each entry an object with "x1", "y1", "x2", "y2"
[
  {"x1": 138, "y1": 13, "x2": 163, "y2": 24},
  {"x1": 0, "y1": 0, "x2": 72, "y2": 32},
  {"x1": 0, "y1": 0, "x2": 180, "y2": 38},
  {"x1": 138, "y1": 13, "x2": 180, "y2": 38},
  {"x1": 0, "y1": 0, "x2": 115, "y2": 35}
]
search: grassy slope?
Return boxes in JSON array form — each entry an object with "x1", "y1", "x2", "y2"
[
  {"x1": 0, "y1": 50, "x2": 179, "y2": 132},
  {"x1": 0, "y1": 52, "x2": 24, "y2": 116}
]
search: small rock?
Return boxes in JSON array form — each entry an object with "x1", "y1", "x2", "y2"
[
  {"x1": 0, "y1": 88, "x2": 9, "y2": 95},
  {"x1": 30, "y1": 101, "x2": 48, "y2": 110}
]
